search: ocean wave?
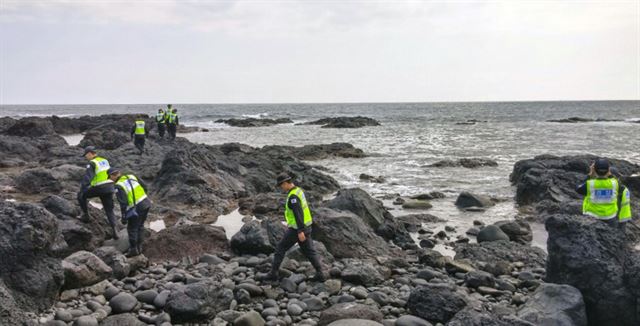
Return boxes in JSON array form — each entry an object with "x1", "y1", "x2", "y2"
[{"x1": 241, "y1": 113, "x2": 270, "y2": 119}]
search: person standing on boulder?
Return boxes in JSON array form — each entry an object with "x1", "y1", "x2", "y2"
[
  {"x1": 576, "y1": 158, "x2": 631, "y2": 227},
  {"x1": 130, "y1": 115, "x2": 148, "y2": 155},
  {"x1": 77, "y1": 146, "x2": 118, "y2": 239},
  {"x1": 156, "y1": 108, "x2": 166, "y2": 139},
  {"x1": 166, "y1": 105, "x2": 179, "y2": 141},
  {"x1": 108, "y1": 168, "x2": 151, "y2": 257},
  {"x1": 259, "y1": 173, "x2": 325, "y2": 282}
]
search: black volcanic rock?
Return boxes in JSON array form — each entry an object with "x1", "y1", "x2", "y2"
[
  {"x1": 216, "y1": 117, "x2": 293, "y2": 127},
  {"x1": 301, "y1": 116, "x2": 381, "y2": 128}
]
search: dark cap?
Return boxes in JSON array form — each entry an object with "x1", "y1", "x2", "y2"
[
  {"x1": 594, "y1": 158, "x2": 610, "y2": 173},
  {"x1": 82, "y1": 146, "x2": 96, "y2": 157},
  {"x1": 276, "y1": 173, "x2": 293, "y2": 186},
  {"x1": 167, "y1": 104, "x2": 172, "y2": 108},
  {"x1": 107, "y1": 168, "x2": 121, "y2": 176}
]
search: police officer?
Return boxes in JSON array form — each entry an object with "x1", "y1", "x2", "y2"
[
  {"x1": 577, "y1": 158, "x2": 632, "y2": 227},
  {"x1": 108, "y1": 168, "x2": 151, "y2": 257},
  {"x1": 77, "y1": 146, "x2": 118, "y2": 239},
  {"x1": 260, "y1": 173, "x2": 325, "y2": 282},
  {"x1": 156, "y1": 108, "x2": 166, "y2": 139},
  {"x1": 166, "y1": 105, "x2": 179, "y2": 141},
  {"x1": 130, "y1": 115, "x2": 148, "y2": 155}
]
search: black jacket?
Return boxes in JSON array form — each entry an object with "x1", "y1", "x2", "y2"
[{"x1": 287, "y1": 187, "x2": 308, "y2": 232}]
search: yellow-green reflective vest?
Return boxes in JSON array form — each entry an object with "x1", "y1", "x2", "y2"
[
  {"x1": 284, "y1": 187, "x2": 312, "y2": 229},
  {"x1": 167, "y1": 112, "x2": 177, "y2": 124},
  {"x1": 135, "y1": 120, "x2": 146, "y2": 135},
  {"x1": 583, "y1": 178, "x2": 619, "y2": 220},
  {"x1": 116, "y1": 174, "x2": 148, "y2": 209},
  {"x1": 90, "y1": 157, "x2": 112, "y2": 187},
  {"x1": 156, "y1": 112, "x2": 165, "y2": 123},
  {"x1": 619, "y1": 188, "x2": 632, "y2": 222}
]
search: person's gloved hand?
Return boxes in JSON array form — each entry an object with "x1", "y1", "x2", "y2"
[{"x1": 121, "y1": 217, "x2": 128, "y2": 225}]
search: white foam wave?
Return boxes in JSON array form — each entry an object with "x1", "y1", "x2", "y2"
[{"x1": 241, "y1": 113, "x2": 270, "y2": 119}]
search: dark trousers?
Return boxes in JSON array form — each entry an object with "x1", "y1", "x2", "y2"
[
  {"x1": 134, "y1": 135, "x2": 145, "y2": 154},
  {"x1": 127, "y1": 203, "x2": 149, "y2": 252},
  {"x1": 157, "y1": 123, "x2": 165, "y2": 138},
  {"x1": 77, "y1": 185, "x2": 116, "y2": 228},
  {"x1": 272, "y1": 227, "x2": 323, "y2": 274},
  {"x1": 167, "y1": 124, "x2": 177, "y2": 140}
]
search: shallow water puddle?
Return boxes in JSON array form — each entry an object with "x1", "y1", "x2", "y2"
[
  {"x1": 213, "y1": 208, "x2": 254, "y2": 239},
  {"x1": 149, "y1": 219, "x2": 166, "y2": 232},
  {"x1": 63, "y1": 134, "x2": 84, "y2": 146}
]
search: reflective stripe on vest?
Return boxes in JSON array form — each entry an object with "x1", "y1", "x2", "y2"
[
  {"x1": 156, "y1": 113, "x2": 165, "y2": 123},
  {"x1": 116, "y1": 174, "x2": 148, "y2": 209},
  {"x1": 90, "y1": 157, "x2": 112, "y2": 187},
  {"x1": 583, "y1": 178, "x2": 619, "y2": 219},
  {"x1": 284, "y1": 187, "x2": 313, "y2": 229},
  {"x1": 135, "y1": 121, "x2": 146, "y2": 135},
  {"x1": 619, "y1": 188, "x2": 632, "y2": 222}
]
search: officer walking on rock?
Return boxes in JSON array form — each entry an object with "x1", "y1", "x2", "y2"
[
  {"x1": 108, "y1": 168, "x2": 151, "y2": 257},
  {"x1": 156, "y1": 108, "x2": 166, "y2": 139},
  {"x1": 259, "y1": 173, "x2": 325, "y2": 282},
  {"x1": 130, "y1": 115, "x2": 148, "y2": 155},
  {"x1": 77, "y1": 146, "x2": 118, "y2": 239}
]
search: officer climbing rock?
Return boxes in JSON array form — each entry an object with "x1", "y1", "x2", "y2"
[
  {"x1": 258, "y1": 173, "x2": 325, "y2": 282},
  {"x1": 109, "y1": 168, "x2": 151, "y2": 257},
  {"x1": 131, "y1": 115, "x2": 148, "y2": 155},
  {"x1": 577, "y1": 158, "x2": 632, "y2": 228},
  {"x1": 77, "y1": 146, "x2": 118, "y2": 239},
  {"x1": 156, "y1": 108, "x2": 166, "y2": 139}
]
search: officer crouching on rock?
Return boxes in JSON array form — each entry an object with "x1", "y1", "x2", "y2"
[
  {"x1": 258, "y1": 172, "x2": 326, "y2": 282},
  {"x1": 108, "y1": 168, "x2": 151, "y2": 257}
]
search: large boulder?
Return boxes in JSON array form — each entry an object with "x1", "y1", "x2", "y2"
[
  {"x1": 407, "y1": 284, "x2": 468, "y2": 323},
  {"x1": 230, "y1": 218, "x2": 286, "y2": 255},
  {"x1": 324, "y1": 188, "x2": 390, "y2": 229},
  {"x1": 0, "y1": 201, "x2": 65, "y2": 313},
  {"x1": 510, "y1": 155, "x2": 640, "y2": 206},
  {"x1": 301, "y1": 116, "x2": 381, "y2": 128},
  {"x1": 312, "y1": 208, "x2": 392, "y2": 259},
  {"x1": 61, "y1": 251, "x2": 112, "y2": 289},
  {"x1": 455, "y1": 192, "x2": 494, "y2": 209},
  {"x1": 428, "y1": 158, "x2": 498, "y2": 169},
  {"x1": 476, "y1": 225, "x2": 510, "y2": 243},
  {"x1": 14, "y1": 168, "x2": 63, "y2": 194},
  {"x1": 546, "y1": 215, "x2": 638, "y2": 326},
  {"x1": 164, "y1": 279, "x2": 234, "y2": 323},
  {"x1": 494, "y1": 220, "x2": 533, "y2": 244},
  {"x1": 143, "y1": 224, "x2": 230, "y2": 262},
  {"x1": 517, "y1": 283, "x2": 587, "y2": 326},
  {"x1": 216, "y1": 117, "x2": 293, "y2": 127},
  {"x1": 78, "y1": 129, "x2": 130, "y2": 150},
  {"x1": 4, "y1": 117, "x2": 56, "y2": 137},
  {"x1": 340, "y1": 259, "x2": 388, "y2": 287},
  {"x1": 455, "y1": 240, "x2": 547, "y2": 271},
  {"x1": 318, "y1": 303, "x2": 383, "y2": 326}
]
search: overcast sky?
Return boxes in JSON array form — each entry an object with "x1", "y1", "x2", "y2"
[{"x1": 1, "y1": 0, "x2": 638, "y2": 104}]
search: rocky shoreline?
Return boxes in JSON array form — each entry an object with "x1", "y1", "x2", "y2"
[{"x1": 1, "y1": 114, "x2": 639, "y2": 326}]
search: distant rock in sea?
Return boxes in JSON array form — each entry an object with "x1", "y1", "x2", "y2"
[
  {"x1": 299, "y1": 116, "x2": 381, "y2": 128},
  {"x1": 215, "y1": 117, "x2": 293, "y2": 127}
]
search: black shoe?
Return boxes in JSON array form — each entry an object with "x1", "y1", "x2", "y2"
[{"x1": 125, "y1": 249, "x2": 140, "y2": 258}]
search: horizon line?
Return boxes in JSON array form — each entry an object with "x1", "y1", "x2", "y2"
[{"x1": 2, "y1": 98, "x2": 639, "y2": 106}]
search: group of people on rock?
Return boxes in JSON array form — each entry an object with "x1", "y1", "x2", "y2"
[
  {"x1": 129, "y1": 104, "x2": 180, "y2": 155},
  {"x1": 77, "y1": 104, "x2": 180, "y2": 256},
  {"x1": 77, "y1": 106, "x2": 632, "y2": 281}
]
